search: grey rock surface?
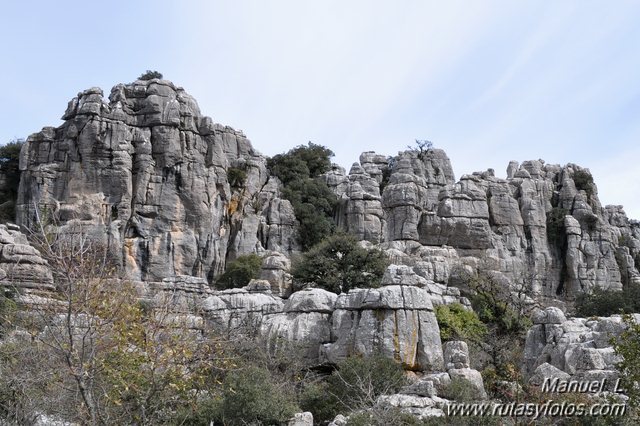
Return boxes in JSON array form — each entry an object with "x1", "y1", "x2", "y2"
[
  {"x1": 0, "y1": 225, "x2": 53, "y2": 291},
  {"x1": 16, "y1": 78, "x2": 640, "y2": 303},
  {"x1": 322, "y1": 285, "x2": 444, "y2": 371},
  {"x1": 525, "y1": 309, "x2": 634, "y2": 389},
  {"x1": 17, "y1": 80, "x2": 297, "y2": 284}
]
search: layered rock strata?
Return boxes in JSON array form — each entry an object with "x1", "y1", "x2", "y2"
[
  {"x1": 525, "y1": 307, "x2": 634, "y2": 390},
  {"x1": 17, "y1": 80, "x2": 297, "y2": 283}
]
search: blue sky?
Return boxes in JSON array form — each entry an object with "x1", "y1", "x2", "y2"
[{"x1": 1, "y1": 1, "x2": 639, "y2": 218}]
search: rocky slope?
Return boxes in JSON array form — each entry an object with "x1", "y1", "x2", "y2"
[
  {"x1": 4, "y1": 79, "x2": 640, "y2": 422},
  {"x1": 17, "y1": 80, "x2": 298, "y2": 285},
  {"x1": 15, "y1": 79, "x2": 640, "y2": 303}
]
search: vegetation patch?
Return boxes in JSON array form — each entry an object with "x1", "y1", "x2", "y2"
[
  {"x1": 138, "y1": 70, "x2": 163, "y2": 80},
  {"x1": 267, "y1": 142, "x2": 337, "y2": 250},
  {"x1": 216, "y1": 253, "x2": 263, "y2": 289},
  {"x1": 573, "y1": 168, "x2": 594, "y2": 198},
  {"x1": 0, "y1": 139, "x2": 23, "y2": 223},
  {"x1": 292, "y1": 233, "x2": 388, "y2": 293},
  {"x1": 575, "y1": 282, "x2": 640, "y2": 317},
  {"x1": 227, "y1": 166, "x2": 248, "y2": 189},
  {"x1": 435, "y1": 303, "x2": 487, "y2": 343}
]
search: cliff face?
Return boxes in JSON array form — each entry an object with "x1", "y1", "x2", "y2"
[
  {"x1": 330, "y1": 153, "x2": 640, "y2": 300},
  {"x1": 15, "y1": 79, "x2": 640, "y2": 301},
  {"x1": 17, "y1": 80, "x2": 298, "y2": 283}
]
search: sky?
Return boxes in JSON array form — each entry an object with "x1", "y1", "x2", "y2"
[{"x1": 1, "y1": 1, "x2": 639, "y2": 218}]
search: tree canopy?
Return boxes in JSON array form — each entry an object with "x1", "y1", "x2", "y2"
[
  {"x1": 292, "y1": 233, "x2": 388, "y2": 293},
  {"x1": 267, "y1": 142, "x2": 337, "y2": 250}
]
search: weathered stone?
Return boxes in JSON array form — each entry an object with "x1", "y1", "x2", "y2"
[
  {"x1": 17, "y1": 80, "x2": 297, "y2": 284},
  {"x1": 288, "y1": 412, "x2": 313, "y2": 426},
  {"x1": 447, "y1": 368, "x2": 487, "y2": 399},
  {"x1": 532, "y1": 307, "x2": 567, "y2": 325},
  {"x1": 443, "y1": 341, "x2": 470, "y2": 370},
  {"x1": 529, "y1": 362, "x2": 571, "y2": 387},
  {"x1": 284, "y1": 288, "x2": 337, "y2": 313}
]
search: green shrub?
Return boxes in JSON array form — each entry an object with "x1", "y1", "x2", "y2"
[
  {"x1": 216, "y1": 254, "x2": 263, "y2": 289},
  {"x1": 575, "y1": 282, "x2": 640, "y2": 317},
  {"x1": 546, "y1": 207, "x2": 568, "y2": 246},
  {"x1": 301, "y1": 355, "x2": 407, "y2": 422},
  {"x1": 138, "y1": 70, "x2": 163, "y2": 80},
  {"x1": 347, "y1": 408, "x2": 421, "y2": 426},
  {"x1": 268, "y1": 142, "x2": 334, "y2": 184},
  {"x1": 611, "y1": 316, "x2": 640, "y2": 415},
  {"x1": 292, "y1": 233, "x2": 388, "y2": 293},
  {"x1": 442, "y1": 377, "x2": 480, "y2": 402},
  {"x1": 328, "y1": 355, "x2": 407, "y2": 412},
  {"x1": 227, "y1": 166, "x2": 247, "y2": 188},
  {"x1": 220, "y1": 365, "x2": 299, "y2": 425},
  {"x1": 434, "y1": 303, "x2": 487, "y2": 343},
  {"x1": 0, "y1": 139, "x2": 24, "y2": 223},
  {"x1": 267, "y1": 142, "x2": 338, "y2": 250},
  {"x1": 170, "y1": 398, "x2": 223, "y2": 426},
  {"x1": 299, "y1": 381, "x2": 340, "y2": 425},
  {"x1": 573, "y1": 169, "x2": 594, "y2": 198}
]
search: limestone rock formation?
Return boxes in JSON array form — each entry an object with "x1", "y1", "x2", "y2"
[
  {"x1": 17, "y1": 79, "x2": 297, "y2": 284},
  {"x1": 15, "y1": 78, "x2": 640, "y2": 302},
  {"x1": 0, "y1": 224, "x2": 53, "y2": 291},
  {"x1": 524, "y1": 307, "x2": 633, "y2": 390}
]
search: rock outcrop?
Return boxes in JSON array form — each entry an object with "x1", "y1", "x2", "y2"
[
  {"x1": 524, "y1": 307, "x2": 633, "y2": 390},
  {"x1": 17, "y1": 79, "x2": 297, "y2": 284},
  {"x1": 15, "y1": 79, "x2": 640, "y2": 302},
  {"x1": 0, "y1": 224, "x2": 53, "y2": 291}
]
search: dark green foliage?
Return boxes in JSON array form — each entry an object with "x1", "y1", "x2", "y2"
[
  {"x1": 138, "y1": 70, "x2": 163, "y2": 80},
  {"x1": 435, "y1": 303, "x2": 487, "y2": 343},
  {"x1": 329, "y1": 355, "x2": 407, "y2": 410},
  {"x1": 220, "y1": 366, "x2": 299, "y2": 425},
  {"x1": 468, "y1": 273, "x2": 531, "y2": 335},
  {"x1": 546, "y1": 207, "x2": 568, "y2": 245},
  {"x1": 379, "y1": 157, "x2": 395, "y2": 193},
  {"x1": 170, "y1": 398, "x2": 223, "y2": 426},
  {"x1": 613, "y1": 315, "x2": 640, "y2": 416},
  {"x1": 346, "y1": 408, "x2": 422, "y2": 426},
  {"x1": 442, "y1": 377, "x2": 480, "y2": 402},
  {"x1": 268, "y1": 142, "x2": 334, "y2": 183},
  {"x1": 299, "y1": 381, "x2": 340, "y2": 425},
  {"x1": 575, "y1": 282, "x2": 640, "y2": 317},
  {"x1": 0, "y1": 139, "x2": 24, "y2": 223},
  {"x1": 292, "y1": 233, "x2": 388, "y2": 293},
  {"x1": 292, "y1": 203, "x2": 336, "y2": 253},
  {"x1": 267, "y1": 142, "x2": 337, "y2": 250},
  {"x1": 573, "y1": 169, "x2": 594, "y2": 198},
  {"x1": 216, "y1": 254, "x2": 263, "y2": 290},
  {"x1": 302, "y1": 355, "x2": 407, "y2": 422},
  {"x1": 227, "y1": 166, "x2": 247, "y2": 189}
]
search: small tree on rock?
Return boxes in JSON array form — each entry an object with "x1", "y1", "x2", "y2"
[
  {"x1": 292, "y1": 233, "x2": 388, "y2": 293},
  {"x1": 138, "y1": 70, "x2": 163, "y2": 80}
]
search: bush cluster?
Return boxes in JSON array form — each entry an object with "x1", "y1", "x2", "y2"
[
  {"x1": 138, "y1": 70, "x2": 163, "y2": 80},
  {"x1": 267, "y1": 142, "x2": 337, "y2": 250},
  {"x1": 0, "y1": 140, "x2": 23, "y2": 223},
  {"x1": 227, "y1": 166, "x2": 247, "y2": 189},
  {"x1": 573, "y1": 169, "x2": 594, "y2": 198},
  {"x1": 434, "y1": 303, "x2": 487, "y2": 343},
  {"x1": 546, "y1": 207, "x2": 568, "y2": 246},
  {"x1": 292, "y1": 233, "x2": 388, "y2": 293},
  {"x1": 300, "y1": 355, "x2": 407, "y2": 424},
  {"x1": 574, "y1": 282, "x2": 640, "y2": 317},
  {"x1": 215, "y1": 254, "x2": 263, "y2": 290}
]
